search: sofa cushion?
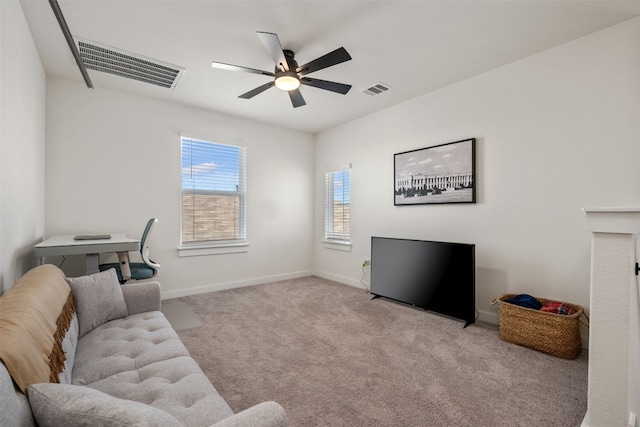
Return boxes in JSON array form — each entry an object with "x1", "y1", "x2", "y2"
[
  {"x1": 72, "y1": 312, "x2": 191, "y2": 384},
  {"x1": 28, "y1": 383, "x2": 182, "y2": 427},
  {"x1": 67, "y1": 269, "x2": 128, "y2": 337},
  {"x1": 72, "y1": 311, "x2": 234, "y2": 426}
]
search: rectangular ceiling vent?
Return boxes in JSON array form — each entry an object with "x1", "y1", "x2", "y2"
[
  {"x1": 74, "y1": 37, "x2": 185, "y2": 90},
  {"x1": 361, "y1": 82, "x2": 391, "y2": 96}
]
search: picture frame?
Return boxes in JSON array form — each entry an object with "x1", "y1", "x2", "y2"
[{"x1": 394, "y1": 138, "x2": 476, "y2": 205}]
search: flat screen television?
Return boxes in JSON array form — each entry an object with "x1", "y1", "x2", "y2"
[{"x1": 370, "y1": 237, "x2": 476, "y2": 327}]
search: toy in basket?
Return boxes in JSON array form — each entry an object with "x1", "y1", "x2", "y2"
[{"x1": 491, "y1": 294, "x2": 589, "y2": 359}]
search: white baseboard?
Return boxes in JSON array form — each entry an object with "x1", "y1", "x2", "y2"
[
  {"x1": 581, "y1": 410, "x2": 589, "y2": 427},
  {"x1": 313, "y1": 270, "x2": 369, "y2": 291},
  {"x1": 478, "y1": 310, "x2": 499, "y2": 325},
  {"x1": 161, "y1": 270, "x2": 313, "y2": 300}
]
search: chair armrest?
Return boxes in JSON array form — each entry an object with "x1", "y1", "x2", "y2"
[
  {"x1": 210, "y1": 402, "x2": 287, "y2": 427},
  {"x1": 121, "y1": 281, "x2": 161, "y2": 315}
]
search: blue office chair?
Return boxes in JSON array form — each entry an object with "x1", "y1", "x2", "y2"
[{"x1": 99, "y1": 218, "x2": 160, "y2": 284}]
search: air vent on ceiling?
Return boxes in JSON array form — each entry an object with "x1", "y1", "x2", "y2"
[
  {"x1": 361, "y1": 82, "x2": 391, "y2": 96},
  {"x1": 74, "y1": 38, "x2": 185, "y2": 89}
]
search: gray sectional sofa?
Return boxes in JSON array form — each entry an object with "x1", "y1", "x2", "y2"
[{"x1": 0, "y1": 265, "x2": 287, "y2": 427}]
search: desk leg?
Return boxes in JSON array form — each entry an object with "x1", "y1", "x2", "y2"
[
  {"x1": 86, "y1": 254, "x2": 100, "y2": 275},
  {"x1": 117, "y1": 252, "x2": 132, "y2": 281}
]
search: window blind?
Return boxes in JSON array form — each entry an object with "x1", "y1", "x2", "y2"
[
  {"x1": 181, "y1": 137, "x2": 246, "y2": 246},
  {"x1": 324, "y1": 169, "x2": 350, "y2": 242}
]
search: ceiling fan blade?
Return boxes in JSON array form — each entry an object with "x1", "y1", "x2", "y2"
[
  {"x1": 256, "y1": 32, "x2": 288, "y2": 71},
  {"x1": 211, "y1": 61, "x2": 274, "y2": 77},
  {"x1": 297, "y1": 47, "x2": 351, "y2": 76},
  {"x1": 239, "y1": 81, "x2": 275, "y2": 99},
  {"x1": 288, "y1": 89, "x2": 306, "y2": 108},
  {"x1": 300, "y1": 77, "x2": 351, "y2": 95}
]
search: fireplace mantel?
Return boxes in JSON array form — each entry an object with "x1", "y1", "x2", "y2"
[
  {"x1": 582, "y1": 207, "x2": 639, "y2": 427},
  {"x1": 584, "y1": 208, "x2": 640, "y2": 234}
]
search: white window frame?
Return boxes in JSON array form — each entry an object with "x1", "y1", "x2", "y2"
[
  {"x1": 324, "y1": 165, "x2": 351, "y2": 251},
  {"x1": 178, "y1": 135, "x2": 247, "y2": 257}
]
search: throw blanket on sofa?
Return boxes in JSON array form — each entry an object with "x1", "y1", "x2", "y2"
[{"x1": 0, "y1": 265, "x2": 76, "y2": 393}]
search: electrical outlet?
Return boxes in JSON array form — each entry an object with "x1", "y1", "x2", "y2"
[{"x1": 362, "y1": 259, "x2": 370, "y2": 268}]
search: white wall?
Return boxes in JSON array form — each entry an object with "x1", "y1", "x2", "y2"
[
  {"x1": 45, "y1": 79, "x2": 314, "y2": 296},
  {"x1": 314, "y1": 18, "x2": 640, "y2": 324},
  {"x1": 0, "y1": 0, "x2": 46, "y2": 292}
]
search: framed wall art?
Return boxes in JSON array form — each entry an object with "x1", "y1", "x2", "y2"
[{"x1": 394, "y1": 138, "x2": 476, "y2": 206}]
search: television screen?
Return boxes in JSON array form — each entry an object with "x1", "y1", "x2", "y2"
[{"x1": 370, "y1": 237, "x2": 475, "y2": 326}]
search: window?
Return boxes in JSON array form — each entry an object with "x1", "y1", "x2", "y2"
[
  {"x1": 180, "y1": 137, "x2": 246, "y2": 248},
  {"x1": 324, "y1": 168, "x2": 350, "y2": 244}
]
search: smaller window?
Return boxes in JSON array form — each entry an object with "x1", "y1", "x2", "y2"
[{"x1": 324, "y1": 168, "x2": 350, "y2": 243}]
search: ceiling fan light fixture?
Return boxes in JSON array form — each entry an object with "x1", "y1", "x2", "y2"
[
  {"x1": 275, "y1": 72, "x2": 300, "y2": 91},
  {"x1": 211, "y1": 32, "x2": 352, "y2": 107}
]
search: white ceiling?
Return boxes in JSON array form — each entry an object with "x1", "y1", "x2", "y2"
[{"x1": 20, "y1": 0, "x2": 640, "y2": 134}]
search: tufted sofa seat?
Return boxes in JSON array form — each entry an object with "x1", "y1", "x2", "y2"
[
  {"x1": 0, "y1": 265, "x2": 287, "y2": 427},
  {"x1": 72, "y1": 311, "x2": 237, "y2": 425}
]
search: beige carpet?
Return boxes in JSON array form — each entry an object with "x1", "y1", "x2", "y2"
[{"x1": 176, "y1": 276, "x2": 588, "y2": 427}]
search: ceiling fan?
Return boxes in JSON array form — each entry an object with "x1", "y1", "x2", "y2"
[{"x1": 211, "y1": 31, "x2": 352, "y2": 108}]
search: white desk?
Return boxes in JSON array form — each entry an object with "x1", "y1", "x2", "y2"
[{"x1": 34, "y1": 234, "x2": 140, "y2": 277}]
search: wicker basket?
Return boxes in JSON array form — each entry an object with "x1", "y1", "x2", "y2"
[{"x1": 491, "y1": 294, "x2": 589, "y2": 359}]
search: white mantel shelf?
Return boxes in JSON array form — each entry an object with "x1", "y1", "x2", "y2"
[{"x1": 583, "y1": 208, "x2": 640, "y2": 234}]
